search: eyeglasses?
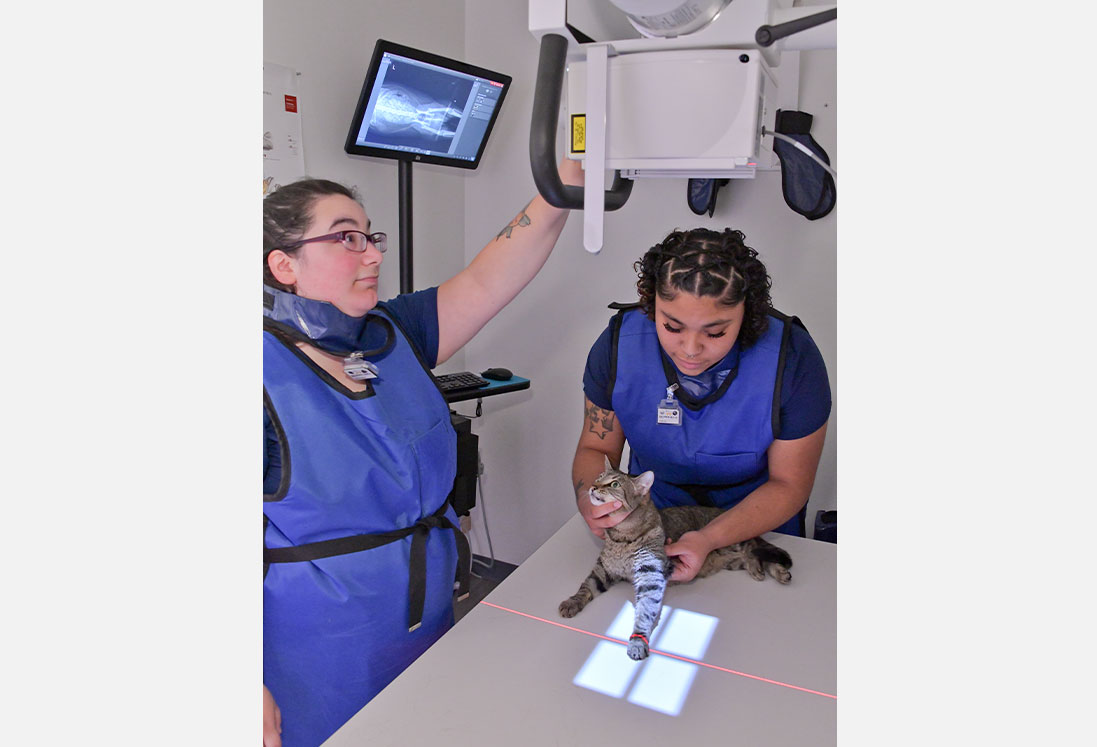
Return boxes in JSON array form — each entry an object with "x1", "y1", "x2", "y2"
[{"x1": 281, "y1": 230, "x2": 387, "y2": 254}]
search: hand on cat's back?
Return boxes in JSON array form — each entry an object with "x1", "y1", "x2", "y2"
[{"x1": 665, "y1": 531, "x2": 714, "y2": 583}]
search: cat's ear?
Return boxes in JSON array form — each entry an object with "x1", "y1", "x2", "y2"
[
  {"x1": 603, "y1": 455, "x2": 613, "y2": 472},
  {"x1": 635, "y1": 471, "x2": 655, "y2": 493}
]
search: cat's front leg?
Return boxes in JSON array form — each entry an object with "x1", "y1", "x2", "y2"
[
  {"x1": 559, "y1": 558, "x2": 615, "y2": 618},
  {"x1": 626, "y1": 548, "x2": 667, "y2": 660}
]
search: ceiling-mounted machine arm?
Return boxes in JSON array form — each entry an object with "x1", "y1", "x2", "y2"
[
  {"x1": 755, "y1": 7, "x2": 837, "y2": 48},
  {"x1": 529, "y1": 33, "x2": 633, "y2": 211}
]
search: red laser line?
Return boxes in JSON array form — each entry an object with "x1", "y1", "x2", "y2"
[{"x1": 478, "y1": 600, "x2": 837, "y2": 701}]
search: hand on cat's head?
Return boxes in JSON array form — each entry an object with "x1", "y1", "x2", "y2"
[
  {"x1": 581, "y1": 498, "x2": 624, "y2": 539},
  {"x1": 580, "y1": 459, "x2": 654, "y2": 538},
  {"x1": 590, "y1": 458, "x2": 654, "y2": 511}
]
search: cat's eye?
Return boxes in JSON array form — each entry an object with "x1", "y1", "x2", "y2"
[{"x1": 611, "y1": 480, "x2": 620, "y2": 488}]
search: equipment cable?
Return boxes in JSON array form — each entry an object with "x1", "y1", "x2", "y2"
[
  {"x1": 762, "y1": 128, "x2": 838, "y2": 180},
  {"x1": 470, "y1": 454, "x2": 497, "y2": 576}
]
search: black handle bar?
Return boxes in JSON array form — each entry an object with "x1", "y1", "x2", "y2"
[
  {"x1": 529, "y1": 33, "x2": 633, "y2": 211},
  {"x1": 756, "y1": 8, "x2": 837, "y2": 48}
]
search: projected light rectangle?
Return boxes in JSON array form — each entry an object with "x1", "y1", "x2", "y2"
[
  {"x1": 571, "y1": 601, "x2": 718, "y2": 717},
  {"x1": 652, "y1": 608, "x2": 718, "y2": 659},
  {"x1": 627, "y1": 655, "x2": 699, "y2": 716},
  {"x1": 572, "y1": 641, "x2": 642, "y2": 697}
]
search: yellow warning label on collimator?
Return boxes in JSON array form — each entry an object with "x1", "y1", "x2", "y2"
[{"x1": 571, "y1": 114, "x2": 586, "y2": 154}]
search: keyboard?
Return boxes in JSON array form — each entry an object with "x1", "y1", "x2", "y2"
[{"x1": 435, "y1": 371, "x2": 490, "y2": 393}]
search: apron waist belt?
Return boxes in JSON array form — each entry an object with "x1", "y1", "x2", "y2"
[
  {"x1": 672, "y1": 477, "x2": 758, "y2": 508},
  {"x1": 264, "y1": 501, "x2": 471, "y2": 632}
]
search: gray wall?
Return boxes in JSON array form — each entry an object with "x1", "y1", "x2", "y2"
[{"x1": 265, "y1": 0, "x2": 837, "y2": 564}]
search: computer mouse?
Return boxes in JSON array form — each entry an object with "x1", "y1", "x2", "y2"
[{"x1": 481, "y1": 367, "x2": 513, "y2": 381}]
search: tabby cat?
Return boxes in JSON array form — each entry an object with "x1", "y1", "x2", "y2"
[{"x1": 560, "y1": 458, "x2": 793, "y2": 660}]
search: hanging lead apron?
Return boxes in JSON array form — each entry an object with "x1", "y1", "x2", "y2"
[{"x1": 263, "y1": 307, "x2": 468, "y2": 747}]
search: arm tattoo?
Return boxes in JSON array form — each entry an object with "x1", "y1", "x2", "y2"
[
  {"x1": 496, "y1": 200, "x2": 533, "y2": 240},
  {"x1": 585, "y1": 403, "x2": 615, "y2": 441},
  {"x1": 574, "y1": 478, "x2": 585, "y2": 499}
]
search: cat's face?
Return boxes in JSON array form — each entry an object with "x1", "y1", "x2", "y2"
[{"x1": 589, "y1": 458, "x2": 655, "y2": 512}]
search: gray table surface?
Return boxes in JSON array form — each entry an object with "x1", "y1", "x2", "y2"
[{"x1": 324, "y1": 514, "x2": 836, "y2": 746}]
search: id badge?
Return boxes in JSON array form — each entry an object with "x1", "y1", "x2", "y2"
[
  {"x1": 657, "y1": 384, "x2": 682, "y2": 426},
  {"x1": 343, "y1": 352, "x2": 379, "y2": 381}
]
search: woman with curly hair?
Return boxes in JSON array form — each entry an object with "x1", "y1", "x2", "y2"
[{"x1": 571, "y1": 227, "x2": 831, "y2": 582}]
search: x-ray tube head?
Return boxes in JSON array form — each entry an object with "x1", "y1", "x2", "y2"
[{"x1": 609, "y1": 0, "x2": 732, "y2": 38}]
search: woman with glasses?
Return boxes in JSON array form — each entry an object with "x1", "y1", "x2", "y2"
[
  {"x1": 261, "y1": 161, "x2": 582, "y2": 747},
  {"x1": 571, "y1": 227, "x2": 830, "y2": 580}
]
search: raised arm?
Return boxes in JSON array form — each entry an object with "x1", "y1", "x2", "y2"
[
  {"x1": 435, "y1": 158, "x2": 584, "y2": 364},
  {"x1": 572, "y1": 397, "x2": 628, "y2": 538},
  {"x1": 666, "y1": 421, "x2": 828, "y2": 581}
]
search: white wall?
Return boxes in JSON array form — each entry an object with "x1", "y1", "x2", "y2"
[
  {"x1": 461, "y1": 0, "x2": 837, "y2": 563},
  {"x1": 264, "y1": 0, "x2": 837, "y2": 565}
]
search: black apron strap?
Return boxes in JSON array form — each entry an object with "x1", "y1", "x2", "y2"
[
  {"x1": 263, "y1": 526, "x2": 409, "y2": 563},
  {"x1": 406, "y1": 520, "x2": 431, "y2": 632},
  {"x1": 405, "y1": 508, "x2": 471, "y2": 631},
  {"x1": 265, "y1": 501, "x2": 471, "y2": 632},
  {"x1": 673, "y1": 476, "x2": 760, "y2": 507}
]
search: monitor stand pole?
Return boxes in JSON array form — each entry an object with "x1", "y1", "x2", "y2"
[{"x1": 398, "y1": 160, "x2": 413, "y2": 294}]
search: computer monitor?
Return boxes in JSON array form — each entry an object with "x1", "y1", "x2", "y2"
[{"x1": 344, "y1": 40, "x2": 512, "y2": 169}]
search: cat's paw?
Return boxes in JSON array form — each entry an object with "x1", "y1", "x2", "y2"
[
  {"x1": 627, "y1": 636, "x2": 649, "y2": 660},
  {"x1": 559, "y1": 598, "x2": 584, "y2": 618},
  {"x1": 771, "y1": 566, "x2": 792, "y2": 584},
  {"x1": 748, "y1": 565, "x2": 766, "y2": 581}
]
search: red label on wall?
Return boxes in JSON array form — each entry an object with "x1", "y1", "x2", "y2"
[{"x1": 284, "y1": 95, "x2": 298, "y2": 113}]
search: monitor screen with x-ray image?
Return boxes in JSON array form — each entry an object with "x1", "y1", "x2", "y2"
[{"x1": 345, "y1": 39, "x2": 511, "y2": 169}]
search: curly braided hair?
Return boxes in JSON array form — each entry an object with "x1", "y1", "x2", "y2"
[
  {"x1": 263, "y1": 178, "x2": 361, "y2": 292},
  {"x1": 634, "y1": 228, "x2": 773, "y2": 347}
]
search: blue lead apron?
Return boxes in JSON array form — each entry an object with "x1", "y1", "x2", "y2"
[
  {"x1": 608, "y1": 306, "x2": 804, "y2": 536},
  {"x1": 263, "y1": 307, "x2": 468, "y2": 747}
]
